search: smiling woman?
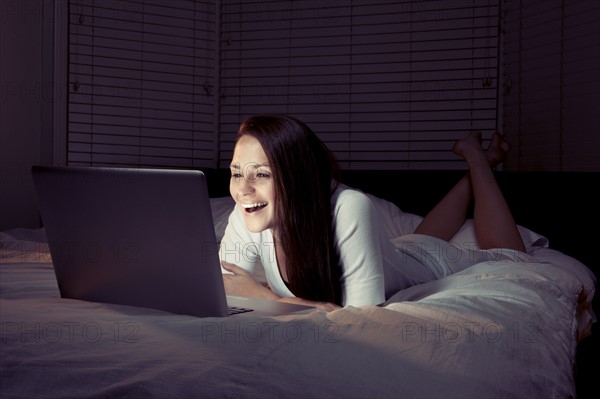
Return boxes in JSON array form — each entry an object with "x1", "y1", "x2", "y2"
[
  {"x1": 220, "y1": 115, "x2": 343, "y2": 310},
  {"x1": 218, "y1": 114, "x2": 541, "y2": 314}
]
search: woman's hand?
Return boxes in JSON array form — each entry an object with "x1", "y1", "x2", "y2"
[
  {"x1": 221, "y1": 262, "x2": 342, "y2": 313},
  {"x1": 221, "y1": 262, "x2": 279, "y2": 300}
]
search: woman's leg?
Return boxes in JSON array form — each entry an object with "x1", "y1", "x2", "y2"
[
  {"x1": 414, "y1": 132, "x2": 510, "y2": 242},
  {"x1": 413, "y1": 174, "x2": 472, "y2": 240},
  {"x1": 453, "y1": 132, "x2": 525, "y2": 251}
]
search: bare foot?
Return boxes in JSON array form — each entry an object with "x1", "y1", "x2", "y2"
[
  {"x1": 485, "y1": 131, "x2": 510, "y2": 167},
  {"x1": 453, "y1": 131, "x2": 486, "y2": 164}
]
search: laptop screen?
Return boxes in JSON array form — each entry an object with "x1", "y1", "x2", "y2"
[{"x1": 32, "y1": 166, "x2": 229, "y2": 317}]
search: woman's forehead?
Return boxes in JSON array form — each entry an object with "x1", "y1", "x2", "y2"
[{"x1": 232, "y1": 135, "x2": 269, "y2": 163}]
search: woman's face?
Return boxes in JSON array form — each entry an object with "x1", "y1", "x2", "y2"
[{"x1": 229, "y1": 135, "x2": 276, "y2": 234}]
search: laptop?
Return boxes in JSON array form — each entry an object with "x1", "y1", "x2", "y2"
[{"x1": 31, "y1": 165, "x2": 313, "y2": 317}]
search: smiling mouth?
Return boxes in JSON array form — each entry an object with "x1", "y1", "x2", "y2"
[{"x1": 241, "y1": 202, "x2": 268, "y2": 213}]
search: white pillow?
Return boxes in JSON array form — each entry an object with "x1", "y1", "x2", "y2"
[
  {"x1": 365, "y1": 191, "x2": 548, "y2": 250},
  {"x1": 450, "y1": 219, "x2": 549, "y2": 250},
  {"x1": 209, "y1": 197, "x2": 235, "y2": 242}
]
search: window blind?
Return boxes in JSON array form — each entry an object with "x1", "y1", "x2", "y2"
[
  {"x1": 219, "y1": 0, "x2": 501, "y2": 170},
  {"x1": 68, "y1": 0, "x2": 217, "y2": 168},
  {"x1": 502, "y1": 0, "x2": 600, "y2": 171},
  {"x1": 67, "y1": 0, "x2": 501, "y2": 170}
]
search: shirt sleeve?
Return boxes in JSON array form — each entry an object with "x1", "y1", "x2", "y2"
[
  {"x1": 333, "y1": 189, "x2": 386, "y2": 307},
  {"x1": 218, "y1": 206, "x2": 260, "y2": 274}
]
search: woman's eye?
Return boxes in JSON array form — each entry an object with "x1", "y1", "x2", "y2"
[
  {"x1": 256, "y1": 173, "x2": 271, "y2": 179},
  {"x1": 231, "y1": 173, "x2": 243, "y2": 179}
]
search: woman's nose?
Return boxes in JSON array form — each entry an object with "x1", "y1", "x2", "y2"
[{"x1": 237, "y1": 175, "x2": 255, "y2": 195}]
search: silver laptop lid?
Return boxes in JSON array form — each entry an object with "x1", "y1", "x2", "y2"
[{"x1": 32, "y1": 165, "x2": 229, "y2": 317}]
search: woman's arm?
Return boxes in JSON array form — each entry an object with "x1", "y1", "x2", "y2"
[
  {"x1": 221, "y1": 261, "x2": 278, "y2": 300},
  {"x1": 332, "y1": 189, "x2": 386, "y2": 307},
  {"x1": 277, "y1": 296, "x2": 341, "y2": 312},
  {"x1": 221, "y1": 262, "x2": 340, "y2": 312}
]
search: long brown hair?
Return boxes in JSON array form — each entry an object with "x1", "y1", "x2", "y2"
[{"x1": 236, "y1": 114, "x2": 342, "y2": 305}]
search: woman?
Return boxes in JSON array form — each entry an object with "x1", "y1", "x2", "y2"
[{"x1": 219, "y1": 114, "x2": 526, "y2": 311}]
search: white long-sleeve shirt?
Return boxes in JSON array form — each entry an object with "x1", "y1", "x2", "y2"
[
  {"x1": 219, "y1": 184, "x2": 437, "y2": 307},
  {"x1": 219, "y1": 183, "x2": 546, "y2": 307}
]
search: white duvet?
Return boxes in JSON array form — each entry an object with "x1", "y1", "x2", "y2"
[{"x1": 0, "y1": 198, "x2": 596, "y2": 398}]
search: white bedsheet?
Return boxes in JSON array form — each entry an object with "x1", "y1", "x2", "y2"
[{"x1": 0, "y1": 215, "x2": 596, "y2": 398}]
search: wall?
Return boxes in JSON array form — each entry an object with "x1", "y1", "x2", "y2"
[
  {"x1": 1, "y1": 1, "x2": 45, "y2": 230},
  {"x1": 1, "y1": 0, "x2": 598, "y2": 230},
  {"x1": 502, "y1": 0, "x2": 600, "y2": 171},
  {"x1": 1, "y1": 0, "x2": 66, "y2": 231}
]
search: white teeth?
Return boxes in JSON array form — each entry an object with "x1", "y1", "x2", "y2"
[{"x1": 241, "y1": 202, "x2": 267, "y2": 209}]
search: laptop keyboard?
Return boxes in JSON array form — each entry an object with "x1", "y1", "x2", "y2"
[{"x1": 228, "y1": 306, "x2": 253, "y2": 316}]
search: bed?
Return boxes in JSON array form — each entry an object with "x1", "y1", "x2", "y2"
[{"x1": 1, "y1": 170, "x2": 598, "y2": 398}]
